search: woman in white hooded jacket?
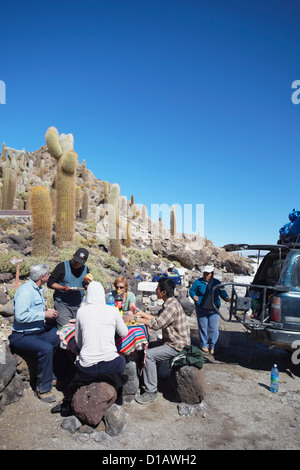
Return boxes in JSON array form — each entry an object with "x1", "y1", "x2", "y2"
[{"x1": 75, "y1": 281, "x2": 128, "y2": 376}]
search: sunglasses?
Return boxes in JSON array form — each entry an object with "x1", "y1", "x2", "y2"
[{"x1": 116, "y1": 285, "x2": 125, "y2": 289}]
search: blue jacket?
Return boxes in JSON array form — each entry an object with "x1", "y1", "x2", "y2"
[{"x1": 189, "y1": 277, "x2": 229, "y2": 310}]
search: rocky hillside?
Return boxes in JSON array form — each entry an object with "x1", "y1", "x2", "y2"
[{"x1": 0, "y1": 143, "x2": 253, "y2": 282}]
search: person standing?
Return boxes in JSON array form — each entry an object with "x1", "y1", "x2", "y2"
[
  {"x1": 9, "y1": 264, "x2": 59, "y2": 403},
  {"x1": 189, "y1": 265, "x2": 230, "y2": 355},
  {"x1": 135, "y1": 277, "x2": 190, "y2": 404},
  {"x1": 47, "y1": 248, "x2": 89, "y2": 328}
]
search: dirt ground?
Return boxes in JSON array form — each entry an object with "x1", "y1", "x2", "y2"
[{"x1": 1, "y1": 314, "x2": 300, "y2": 452}]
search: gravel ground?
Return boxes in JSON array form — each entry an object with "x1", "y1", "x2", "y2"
[{"x1": 1, "y1": 314, "x2": 300, "y2": 452}]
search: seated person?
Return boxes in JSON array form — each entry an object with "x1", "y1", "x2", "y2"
[
  {"x1": 167, "y1": 263, "x2": 180, "y2": 277},
  {"x1": 112, "y1": 276, "x2": 136, "y2": 312},
  {"x1": 9, "y1": 264, "x2": 60, "y2": 403},
  {"x1": 75, "y1": 281, "x2": 128, "y2": 377},
  {"x1": 135, "y1": 277, "x2": 191, "y2": 404}
]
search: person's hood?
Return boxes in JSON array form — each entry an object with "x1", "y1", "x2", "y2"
[{"x1": 85, "y1": 281, "x2": 105, "y2": 305}]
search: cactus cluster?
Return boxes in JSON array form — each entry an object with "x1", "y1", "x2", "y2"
[{"x1": 45, "y1": 126, "x2": 78, "y2": 246}]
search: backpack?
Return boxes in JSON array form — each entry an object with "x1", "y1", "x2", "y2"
[{"x1": 169, "y1": 344, "x2": 204, "y2": 370}]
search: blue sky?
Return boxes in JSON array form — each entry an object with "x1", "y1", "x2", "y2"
[{"x1": 1, "y1": 0, "x2": 299, "y2": 247}]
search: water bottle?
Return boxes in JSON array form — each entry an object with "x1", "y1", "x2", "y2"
[
  {"x1": 115, "y1": 290, "x2": 123, "y2": 312},
  {"x1": 270, "y1": 364, "x2": 279, "y2": 393},
  {"x1": 106, "y1": 292, "x2": 115, "y2": 306}
]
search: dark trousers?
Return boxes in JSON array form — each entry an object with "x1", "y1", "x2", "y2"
[
  {"x1": 75, "y1": 355, "x2": 126, "y2": 376},
  {"x1": 9, "y1": 326, "x2": 60, "y2": 393}
]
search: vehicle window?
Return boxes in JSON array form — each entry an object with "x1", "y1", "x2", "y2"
[
  {"x1": 291, "y1": 256, "x2": 300, "y2": 288},
  {"x1": 254, "y1": 253, "x2": 285, "y2": 285}
]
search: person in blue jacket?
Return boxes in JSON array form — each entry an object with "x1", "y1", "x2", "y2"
[
  {"x1": 47, "y1": 248, "x2": 90, "y2": 328},
  {"x1": 189, "y1": 265, "x2": 230, "y2": 355}
]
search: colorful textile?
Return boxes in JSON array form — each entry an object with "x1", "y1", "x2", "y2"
[
  {"x1": 116, "y1": 324, "x2": 150, "y2": 355},
  {"x1": 57, "y1": 320, "x2": 149, "y2": 356},
  {"x1": 57, "y1": 319, "x2": 79, "y2": 354}
]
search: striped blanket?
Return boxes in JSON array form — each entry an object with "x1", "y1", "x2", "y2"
[
  {"x1": 57, "y1": 321, "x2": 149, "y2": 356},
  {"x1": 57, "y1": 320, "x2": 79, "y2": 355},
  {"x1": 115, "y1": 324, "x2": 149, "y2": 355}
]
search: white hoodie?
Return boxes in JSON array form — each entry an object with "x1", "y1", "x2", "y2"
[{"x1": 75, "y1": 281, "x2": 128, "y2": 367}]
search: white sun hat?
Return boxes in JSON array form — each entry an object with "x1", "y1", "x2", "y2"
[{"x1": 203, "y1": 265, "x2": 214, "y2": 273}]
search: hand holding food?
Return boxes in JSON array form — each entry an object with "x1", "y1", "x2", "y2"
[{"x1": 84, "y1": 273, "x2": 94, "y2": 284}]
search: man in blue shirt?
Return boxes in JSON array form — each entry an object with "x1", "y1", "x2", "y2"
[{"x1": 9, "y1": 264, "x2": 60, "y2": 403}]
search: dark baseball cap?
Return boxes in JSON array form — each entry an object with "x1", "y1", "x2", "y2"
[{"x1": 73, "y1": 248, "x2": 89, "y2": 264}]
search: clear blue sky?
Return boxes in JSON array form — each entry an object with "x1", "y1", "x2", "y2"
[{"x1": 1, "y1": 0, "x2": 299, "y2": 247}]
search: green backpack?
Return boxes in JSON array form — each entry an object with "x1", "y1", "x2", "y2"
[{"x1": 169, "y1": 344, "x2": 204, "y2": 370}]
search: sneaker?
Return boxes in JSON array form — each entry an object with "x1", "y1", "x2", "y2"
[
  {"x1": 201, "y1": 347, "x2": 209, "y2": 354},
  {"x1": 135, "y1": 391, "x2": 158, "y2": 405},
  {"x1": 36, "y1": 390, "x2": 57, "y2": 403}
]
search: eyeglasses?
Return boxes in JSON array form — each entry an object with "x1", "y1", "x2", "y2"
[{"x1": 116, "y1": 285, "x2": 125, "y2": 289}]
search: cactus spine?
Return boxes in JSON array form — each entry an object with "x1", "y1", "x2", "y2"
[
  {"x1": 45, "y1": 126, "x2": 78, "y2": 246},
  {"x1": 30, "y1": 186, "x2": 52, "y2": 257},
  {"x1": 108, "y1": 183, "x2": 122, "y2": 258}
]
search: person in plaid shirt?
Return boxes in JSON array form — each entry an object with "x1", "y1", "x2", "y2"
[{"x1": 135, "y1": 277, "x2": 190, "y2": 404}]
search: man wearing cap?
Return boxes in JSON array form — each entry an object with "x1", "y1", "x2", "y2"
[
  {"x1": 189, "y1": 265, "x2": 230, "y2": 355},
  {"x1": 47, "y1": 248, "x2": 90, "y2": 328}
]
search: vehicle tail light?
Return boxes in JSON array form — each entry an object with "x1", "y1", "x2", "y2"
[{"x1": 271, "y1": 297, "x2": 281, "y2": 322}]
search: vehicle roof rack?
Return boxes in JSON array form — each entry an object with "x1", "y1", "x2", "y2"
[
  {"x1": 223, "y1": 243, "x2": 290, "y2": 252},
  {"x1": 278, "y1": 234, "x2": 300, "y2": 249}
]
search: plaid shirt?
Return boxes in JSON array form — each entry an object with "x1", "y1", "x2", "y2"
[{"x1": 149, "y1": 296, "x2": 191, "y2": 351}]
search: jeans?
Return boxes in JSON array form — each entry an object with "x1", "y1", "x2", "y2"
[
  {"x1": 196, "y1": 308, "x2": 219, "y2": 350},
  {"x1": 143, "y1": 341, "x2": 178, "y2": 394},
  {"x1": 76, "y1": 355, "x2": 126, "y2": 376},
  {"x1": 9, "y1": 326, "x2": 60, "y2": 393}
]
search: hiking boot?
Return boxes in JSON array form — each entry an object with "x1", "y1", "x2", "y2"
[
  {"x1": 36, "y1": 390, "x2": 57, "y2": 403},
  {"x1": 135, "y1": 391, "x2": 158, "y2": 405},
  {"x1": 51, "y1": 399, "x2": 72, "y2": 416}
]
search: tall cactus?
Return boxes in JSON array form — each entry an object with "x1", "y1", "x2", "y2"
[
  {"x1": 124, "y1": 221, "x2": 132, "y2": 248},
  {"x1": 171, "y1": 205, "x2": 176, "y2": 236},
  {"x1": 45, "y1": 126, "x2": 78, "y2": 246},
  {"x1": 75, "y1": 185, "x2": 81, "y2": 218},
  {"x1": 1, "y1": 162, "x2": 17, "y2": 210},
  {"x1": 108, "y1": 183, "x2": 122, "y2": 258},
  {"x1": 1, "y1": 147, "x2": 25, "y2": 209},
  {"x1": 81, "y1": 183, "x2": 89, "y2": 221},
  {"x1": 30, "y1": 186, "x2": 52, "y2": 257}
]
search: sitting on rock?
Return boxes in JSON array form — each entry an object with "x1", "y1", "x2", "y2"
[
  {"x1": 9, "y1": 264, "x2": 60, "y2": 403},
  {"x1": 57, "y1": 281, "x2": 129, "y2": 420},
  {"x1": 135, "y1": 277, "x2": 191, "y2": 404}
]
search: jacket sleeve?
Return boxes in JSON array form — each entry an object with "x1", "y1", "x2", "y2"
[
  {"x1": 214, "y1": 279, "x2": 229, "y2": 301},
  {"x1": 115, "y1": 310, "x2": 129, "y2": 338},
  {"x1": 219, "y1": 288, "x2": 229, "y2": 301},
  {"x1": 189, "y1": 281, "x2": 198, "y2": 299}
]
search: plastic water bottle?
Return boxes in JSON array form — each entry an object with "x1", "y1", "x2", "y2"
[
  {"x1": 106, "y1": 292, "x2": 115, "y2": 306},
  {"x1": 270, "y1": 364, "x2": 279, "y2": 393}
]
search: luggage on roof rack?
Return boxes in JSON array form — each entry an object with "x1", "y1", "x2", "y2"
[{"x1": 279, "y1": 209, "x2": 300, "y2": 244}]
